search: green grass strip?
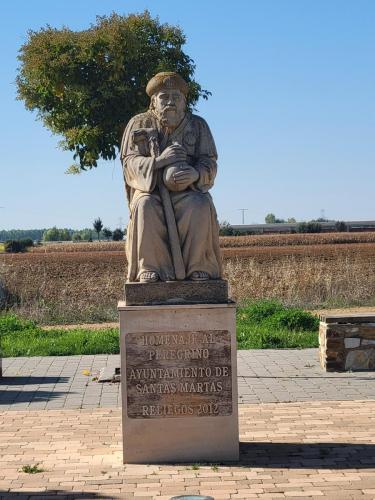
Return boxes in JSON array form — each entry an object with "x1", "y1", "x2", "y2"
[
  {"x1": 236, "y1": 299, "x2": 319, "y2": 349},
  {"x1": 0, "y1": 300, "x2": 319, "y2": 357}
]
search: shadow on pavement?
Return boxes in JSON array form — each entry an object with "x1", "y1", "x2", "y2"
[
  {"x1": 239, "y1": 441, "x2": 375, "y2": 468},
  {"x1": 0, "y1": 390, "x2": 73, "y2": 405},
  {"x1": 0, "y1": 376, "x2": 70, "y2": 385},
  {"x1": 0, "y1": 491, "x2": 112, "y2": 499}
]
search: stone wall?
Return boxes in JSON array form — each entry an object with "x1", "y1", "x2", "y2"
[{"x1": 320, "y1": 314, "x2": 375, "y2": 371}]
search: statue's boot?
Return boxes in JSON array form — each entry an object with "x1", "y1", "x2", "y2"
[
  {"x1": 139, "y1": 271, "x2": 159, "y2": 283},
  {"x1": 189, "y1": 271, "x2": 209, "y2": 281}
]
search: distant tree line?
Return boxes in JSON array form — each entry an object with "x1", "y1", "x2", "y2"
[
  {"x1": 218, "y1": 216, "x2": 349, "y2": 236},
  {"x1": 42, "y1": 222, "x2": 126, "y2": 242},
  {"x1": 0, "y1": 229, "x2": 46, "y2": 241},
  {"x1": 264, "y1": 214, "x2": 349, "y2": 234},
  {"x1": 1, "y1": 223, "x2": 126, "y2": 244},
  {"x1": 265, "y1": 213, "x2": 297, "y2": 224}
]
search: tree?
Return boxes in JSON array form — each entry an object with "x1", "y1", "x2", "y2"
[
  {"x1": 265, "y1": 213, "x2": 276, "y2": 224},
  {"x1": 80, "y1": 229, "x2": 93, "y2": 241},
  {"x1": 16, "y1": 12, "x2": 209, "y2": 172},
  {"x1": 287, "y1": 217, "x2": 297, "y2": 223},
  {"x1": 60, "y1": 229, "x2": 71, "y2": 241},
  {"x1": 265, "y1": 213, "x2": 286, "y2": 224},
  {"x1": 43, "y1": 227, "x2": 60, "y2": 241},
  {"x1": 219, "y1": 221, "x2": 235, "y2": 236},
  {"x1": 43, "y1": 227, "x2": 71, "y2": 241},
  {"x1": 93, "y1": 218, "x2": 103, "y2": 241},
  {"x1": 72, "y1": 232, "x2": 82, "y2": 241},
  {"x1": 112, "y1": 228, "x2": 124, "y2": 241},
  {"x1": 103, "y1": 227, "x2": 112, "y2": 241}
]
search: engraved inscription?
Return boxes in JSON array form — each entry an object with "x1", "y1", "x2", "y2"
[{"x1": 126, "y1": 330, "x2": 232, "y2": 418}]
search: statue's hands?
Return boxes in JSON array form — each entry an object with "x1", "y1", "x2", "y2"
[
  {"x1": 172, "y1": 165, "x2": 199, "y2": 186},
  {"x1": 155, "y1": 144, "x2": 187, "y2": 169},
  {"x1": 163, "y1": 164, "x2": 199, "y2": 192}
]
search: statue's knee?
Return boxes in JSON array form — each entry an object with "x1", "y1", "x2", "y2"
[
  {"x1": 138, "y1": 195, "x2": 161, "y2": 215},
  {"x1": 189, "y1": 192, "x2": 210, "y2": 211}
]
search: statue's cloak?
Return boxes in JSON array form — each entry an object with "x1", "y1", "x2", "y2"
[{"x1": 120, "y1": 110, "x2": 221, "y2": 282}]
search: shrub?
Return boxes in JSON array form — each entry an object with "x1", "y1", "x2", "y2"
[
  {"x1": 4, "y1": 240, "x2": 22, "y2": 253},
  {"x1": 238, "y1": 300, "x2": 319, "y2": 331},
  {"x1": 263, "y1": 308, "x2": 319, "y2": 332},
  {"x1": 103, "y1": 228, "x2": 112, "y2": 241},
  {"x1": 297, "y1": 222, "x2": 322, "y2": 233},
  {"x1": 72, "y1": 233, "x2": 82, "y2": 241},
  {"x1": 20, "y1": 238, "x2": 34, "y2": 248},
  {"x1": 4, "y1": 239, "x2": 34, "y2": 253},
  {"x1": 238, "y1": 299, "x2": 285, "y2": 323},
  {"x1": 335, "y1": 221, "x2": 348, "y2": 232},
  {"x1": 112, "y1": 228, "x2": 124, "y2": 241},
  {"x1": 219, "y1": 221, "x2": 235, "y2": 236},
  {"x1": 236, "y1": 300, "x2": 319, "y2": 349},
  {"x1": 0, "y1": 314, "x2": 36, "y2": 335}
]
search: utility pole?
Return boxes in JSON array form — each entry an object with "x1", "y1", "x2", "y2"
[{"x1": 237, "y1": 208, "x2": 248, "y2": 225}]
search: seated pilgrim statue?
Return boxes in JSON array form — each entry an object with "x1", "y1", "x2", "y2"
[{"x1": 121, "y1": 72, "x2": 222, "y2": 283}]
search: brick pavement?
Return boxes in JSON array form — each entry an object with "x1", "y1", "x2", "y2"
[
  {"x1": 1, "y1": 401, "x2": 375, "y2": 499},
  {"x1": 1, "y1": 350, "x2": 375, "y2": 410}
]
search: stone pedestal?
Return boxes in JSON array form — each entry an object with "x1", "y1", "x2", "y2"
[
  {"x1": 118, "y1": 292, "x2": 239, "y2": 464},
  {"x1": 123, "y1": 279, "x2": 229, "y2": 306}
]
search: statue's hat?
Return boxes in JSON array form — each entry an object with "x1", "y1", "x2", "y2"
[{"x1": 146, "y1": 72, "x2": 189, "y2": 97}]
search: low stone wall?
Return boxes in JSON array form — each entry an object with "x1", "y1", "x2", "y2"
[{"x1": 320, "y1": 314, "x2": 375, "y2": 371}]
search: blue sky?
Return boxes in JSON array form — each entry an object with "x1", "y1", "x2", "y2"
[{"x1": 1, "y1": 0, "x2": 374, "y2": 229}]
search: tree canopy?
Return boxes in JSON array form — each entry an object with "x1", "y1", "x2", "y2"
[
  {"x1": 93, "y1": 217, "x2": 103, "y2": 240},
  {"x1": 16, "y1": 11, "x2": 209, "y2": 172},
  {"x1": 43, "y1": 227, "x2": 71, "y2": 241},
  {"x1": 265, "y1": 213, "x2": 277, "y2": 224},
  {"x1": 112, "y1": 228, "x2": 124, "y2": 241}
]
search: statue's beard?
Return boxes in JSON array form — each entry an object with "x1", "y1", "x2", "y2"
[{"x1": 155, "y1": 106, "x2": 185, "y2": 129}]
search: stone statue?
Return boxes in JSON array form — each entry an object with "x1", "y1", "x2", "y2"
[{"x1": 121, "y1": 72, "x2": 222, "y2": 283}]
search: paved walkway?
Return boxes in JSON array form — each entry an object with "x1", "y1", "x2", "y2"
[
  {"x1": 1, "y1": 401, "x2": 375, "y2": 499},
  {"x1": 1, "y1": 350, "x2": 375, "y2": 410},
  {"x1": 2, "y1": 350, "x2": 375, "y2": 498}
]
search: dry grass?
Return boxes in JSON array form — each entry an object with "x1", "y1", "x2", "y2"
[
  {"x1": 224, "y1": 254, "x2": 375, "y2": 306},
  {"x1": 1, "y1": 239, "x2": 375, "y2": 324},
  {"x1": 0, "y1": 252, "x2": 126, "y2": 323},
  {"x1": 220, "y1": 231, "x2": 375, "y2": 248},
  {"x1": 222, "y1": 242, "x2": 375, "y2": 259},
  {"x1": 30, "y1": 241, "x2": 125, "y2": 253}
]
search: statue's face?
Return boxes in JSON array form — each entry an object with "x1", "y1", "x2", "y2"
[{"x1": 152, "y1": 89, "x2": 186, "y2": 129}]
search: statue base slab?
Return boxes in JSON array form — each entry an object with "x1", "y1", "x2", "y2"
[
  {"x1": 118, "y1": 300, "x2": 239, "y2": 464},
  {"x1": 124, "y1": 279, "x2": 229, "y2": 306}
]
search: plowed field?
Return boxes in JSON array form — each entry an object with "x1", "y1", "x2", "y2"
[{"x1": 1, "y1": 237, "x2": 375, "y2": 324}]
